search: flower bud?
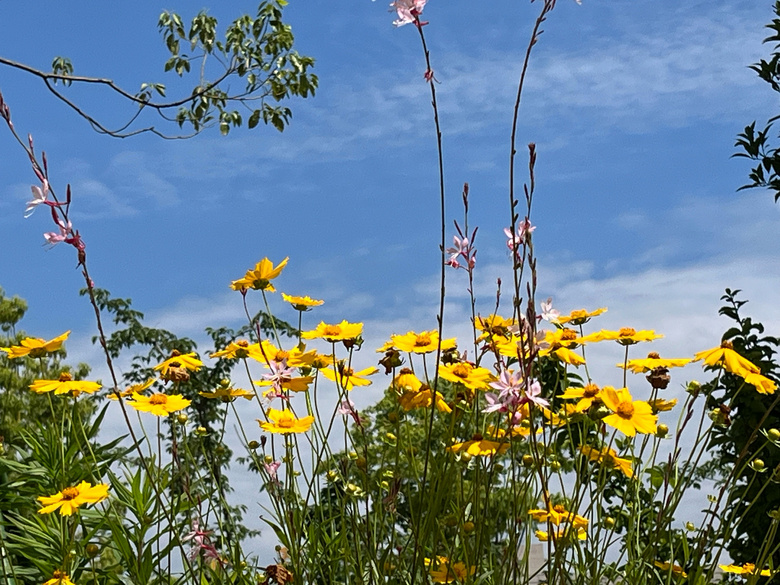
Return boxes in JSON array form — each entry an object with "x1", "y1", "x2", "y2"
[
  {"x1": 356, "y1": 456, "x2": 367, "y2": 470},
  {"x1": 522, "y1": 454, "x2": 535, "y2": 468},
  {"x1": 686, "y1": 380, "x2": 701, "y2": 395},
  {"x1": 326, "y1": 470, "x2": 338, "y2": 481},
  {"x1": 196, "y1": 426, "x2": 208, "y2": 436},
  {"x1": 248, "y1": 440, "x2": 260, "y2": 450},
  {"x1": 751, "y1": 458, "x2": 766, "y2": 472},
  {"x1": 385, "y1": 432, "x2": 397, "y2": 443},
  {"x1": 603, "y1": 517, "x2": 615, "y2": 529},
  {"x1": 685, "y1": 522, "x2": 695, "y2": 531},
  {"x1": 656, "y1": 424, "x2": 669, "y2": 438},
  {"x1": 549, "y1": 460, "x2": 562, "y2": 472},
  {"x1": 463, "y1": 521, "x2": 475, "y2": 534},
  {"x1": 176, "y1": 413, "x2": 188, "y2": 424},
  {"x1": 85, "y1": 543, "x2": 100, "y2": 558},
  {"x1": 264, "y1": 455, "x2": 274, "y2": 463},
  {"x1": 767, "y1": 428, "x2": 780, "y2": 442},
  {"x1": 348, "y1": 451, "x2": 358, "y2": 460}
]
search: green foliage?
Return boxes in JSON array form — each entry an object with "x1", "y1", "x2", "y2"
[
  {"x1": 702, "y1": 289, "x2": 780, "y2": 565},
  {"x1": 735, "y1": 1, "x2": 780, "y2": 202}
]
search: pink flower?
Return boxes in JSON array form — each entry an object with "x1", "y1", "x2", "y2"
[
  {"x1": 445, "y1": 222, "x2": 477, "y2": 271},
  {"x1": 540, "y1": 298, "x2": 560, "y2": 323},
  {"x1": 338, "y1": 398, "x2": 365, "y2": 427},
  {"x1": 43, "y1": 215, "x2": 72, "y2": 246},
  {"x1": 263, "y1": 460, "x2": 281, "y2": 483},
  {"x1": 25, "y1": 180, "x2": 49, "y2": 218},
  {"x1": 390, "y1": 0, "x2": 428, "y2": 27},
  {"x1": 504, "y1": 218, "x2": 535, "y2": 252},
  {"x1": 262, "y1": 359, "x2": 295, "y2": 393}
]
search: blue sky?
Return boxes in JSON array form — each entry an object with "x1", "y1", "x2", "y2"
[
  {"x1": 3, "y1": 0, "x2": 780, "y2": 560},
  {"x1": 2, "y1": 0, "x2": 778, "y2": 376}
]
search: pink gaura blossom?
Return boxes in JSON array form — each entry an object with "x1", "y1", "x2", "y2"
[
  {"x1": 25, "y1": 180, "x2": 49, "y2": 218},
  {"x1": 504, "y1": 218, "x2": 535, "y2": 253},
  {"x1": 262, "y1": 358, "x2": 295, "y2": 393},
  {"x1": 43, "y1": 215, "x2": 72, "y2": 246},
  {"x1": 484, "y1": 370, "x2": 548, "y2": 414},
  {"x1": 390, "y1": 0, "x2": 428, "y2": 27},
  {"x1": 338, "y1": 398, "x2": 365, "y2": 427},
  {"x1": 540, "y1": 297, "x2": 560, "y2": 323},
  {"x1": 263, "y1": 460, "x2": 282, "y2": 484}
]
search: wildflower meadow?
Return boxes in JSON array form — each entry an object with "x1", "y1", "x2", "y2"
[{"x1": 1, "y1": 1, "x2": 780, "y2": 585}]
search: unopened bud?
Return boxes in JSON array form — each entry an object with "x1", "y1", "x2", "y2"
[
  {"x1": 85, "y1": 543, "x2": 100, "y2": 558},
  {"x1": 686, "y1": 380, "x2": 701, "y2": 395},
  {"x1": 522, "y1": 454, "x2": 535, "y2": 468},
  {"x1": 248, "y1": 440, "x2": 260, "y2": 450},
  {"x1": 176, "y1": 413, "x2": 188, "y2": 424},
  {"x1": 463, "y1": 521, "x2": 475, "y2": 534},
  {"x1": 196, "y1": 426, "x2": 208, "y2": 435},
  {"x1": 656, "y1": 424, "x2": 669, "y2": 438},
  {"x1": 549, "y1": 460, "x2": 562, "y2": 472},
  {"x1": 685, "y1": 522, "x2": 695, "y2": 531},
  {"x1": 751, "y1": 458, "x2": 766, "y2": 472},
  {"x1": 767, "y1": 428, "x2": 780, "y2": 442},
  {"x1": 604, "y1": 517, "x2": 615, "y2": 529}
]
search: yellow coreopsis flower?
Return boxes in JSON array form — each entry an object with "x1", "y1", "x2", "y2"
[
  {"x1": 281, "y1": 293, "x2": 324, "y2": 311},
  {"x1": 528, "y1": 504, "x2": 588, "y2": 528},
  {"x1": 398, "y1": 386, "x2": 452, "y2": 413},
  {"x1": 257, "y1": 376, "x2": 314, "y2": 394},
  {"x1": 391, "y1": 330, "x2": 456, "y2": 354},
  {"x1": 719, "y1": 563, "x2": 773, "y2": 577},
  {"x1": 580, "y1": 445, "x2": 633, "y2": 478},
  {"x1": 581, "y1": 327, "x2": 663, "y2": 345},
  {"x1": 393, "y1": 368, "x2": 423, "y2": 393},
  {"x1": 43, "y1": 570, "x2": 77, "y2": 585},
  {"x1": 29, "y1": 373, "x2": 101, "y2": 396},
  {"x1": 210, "y1": 339, "x2": 264, "y2": 360},
  {"x1": 654, "y1": 561, "x2": 687, "y2": 578},
  {"x1": 37, "y1": 481, "x2": 109, "y2": 516},
  {"x1": 230, "y1": 257, "x2": 289, "y2": 292},
  {"x1": 438, "y1": 362, "x2": 495, "y2": 391},
  {"x1": 648, "y1": 398, "x2": 678, "y2": 413},
  {"x1": 537, "y1": 328, "x2": 587, "y2": 366},
  {"x1": 154, "y1": 350, "x2": 203, "y2": 381},
  {"x1": 255, "y1": 340, "x2": 318, "y2": 368},
  {"x1": 108, "y1": 378, "x2": 155, "y2": 400},
  {"x1": 742, "y1": 372, "x2": 777, "y2": 395},
  {"x1": 321, "y1": 363, "x2": 378, "y2": 390},
  {"x1": 425, "y1": 557, "x2": 476, "y2": 584},
  {"x1": 1, "y1": 331, "x2": 70, "y2": 359},
  {"x1": 129, "y1": 392, "x2": 191, "y2": 416},
  {"x1": 694, "y1": 340, "x2": 760, "y2": 376},
  {"x1": 448, "y1": 435, "x2": 509, "y2": 457},
  {"x1": 621, "y1": 351, "x2": 691, "y2": 373},
  {"x1": 535, "y1": 526, "x2": 587, "y2": 542},
  {"x1": 555, "y1": 307, "x2": 607, "y2": 326},
  {"x1": 302, "y1": 320, "x2": 363, "y2": 342},
  {"x1": 601, "y1": 387, "x2": 657, "y2": 436},
  {"x1": 474, "y1": 314, "x2": 516, "y2": 340},
  {"x1": 559, "y1": 383, "x2": 603, "y2": 412},
  {"x1": 258, "y1": 408, "x2": 314, "y2": 434},
  {"x1": 199, "y1": 386, "x2": 255, "y2": 401}
]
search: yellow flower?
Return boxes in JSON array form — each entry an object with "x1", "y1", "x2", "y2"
[
  {"x1": 528, "y1": 504, "x2": 588, "y2": 528},
  {"x1": 321, "y1": 363, "x2": 378, "y2": 391},
  {"x1": 654, "y1": 561, "x2": 687, "y2": 578},
  {"x1": 620, "y1": 352, "x2": 691, "y2": 373},
  {"x1": 648, "y1": 398, "x2": 678, "y2": 413},
  {"x1": 257, "y1": 376, "x2": 314, "y2": 393},
  {"x1": 438, "y1": 362, "x2": 495, "y2": 391},
  {"x1": 580, "y1": 445, "x2": 633, "y2": 478},
  {"x1": 425, "y1": 557, "x2": 475, "y2": 584},
  {"x1": 398, "y1": 385, "x2": 451, "y2": 413},
  {"x1": 302, "y1": 320, "x2": 363, "y2": 342},
  {"x1": 256, "y1": 340, "x2": 318, "y2": 368},
  {"x1": 581, "y1": 327, "x2": 663, "y2": 345},
  {"x1": 199, "y1": 386, "x2": 255, "y2": 401},
  {"x1": 153, "y1": 350, "x2": 203, "y2": 381},
  {"x1": 719, "y1": 563, "x2": 773, "y2": 577},
  {"x1": 694, "y1": 341, "x2": 760, "y2": 375},
  {"x1": 537, "y1": 329, "x2": 587, "y2": 366},
  {"x1": 535, "y1": 526, "x2": 586, "y2": 542},
  {"x1": 448, "y1": 435, "x2": 509, "y2": 457},
  {"x1": 37, "y1": 481, "x2": 109, "y2": 516},
  {"x1": 393, "y1": 368, "x2": 423, "y2": 393},
  {"x1": 210, "y1": 339, "x2": 264, "y2": 360},
  {"x1": 474, "y1": 314, "x2": 516, "y2": 340},
  {"x1": 559, "y1": 383, "x2": 603, "y2": 412},
  {"x1": 230, "y1": 257, "x2": 289, "y2": 292},
  {"x1": 391, "y1": 330, "x2": 456, "y2": 354},
  {"x1": 108, "y1": 378, "x2": 155, "y2": 400},
  {"x1": 29, "y1": 373, "x2": 101, "y2": 396},
  {"x1": 43, "y1": 571, "x2": 76, "y2": 585},
  {"x1": 258, "y1": 408, "x2": 314, "y2": 434},
  {"x1": 129, "y1": 392, "x2": 191, "y2": 416},
  {"x1": 1, "y1": 331, "x2": 70, "y2": 359},
  {"x1": 742, "y1": 372, "x2": 777, "y2": 395},
  {"x1": 555, "y1": 307, "x2": 607, "y2": 326},
  {"x1": 601, "y1": 387, "x2": 657, "y2": 436},
  {"x1": 281, "y1": 293, "x2": 324, "y2": 311}
]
